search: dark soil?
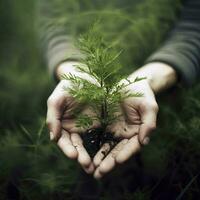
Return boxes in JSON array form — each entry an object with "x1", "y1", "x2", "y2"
[{"x1": 81, "y1": 127, "x2": 121, "y2": 158}]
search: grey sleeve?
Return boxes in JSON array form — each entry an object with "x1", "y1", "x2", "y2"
[
  {"x1": 37, "y1": 0, "x2": 83, "y2": 76},
  {"x1": 146, "y1": 0, "x2": 200, "y2": 86}
]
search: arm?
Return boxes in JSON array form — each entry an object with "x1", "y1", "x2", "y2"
[
  {"x1": 37, "y1": 0, "x2": 83, "y2": 78},
  {"x1": 38, "y1": 1, "x2": 96, "y2": 174},
  {"x1": 93, "y1": 0, "x2": 200, "y2": 178},
  {"x1": 146, "y1": 0, "x2": 200, "y2": 86},
  {"x1": 128, "y1": 62, "x2": 177, "y2": 94},
  {"x1": 116, "y1": 0, "x2": 200, "y2": 145}
]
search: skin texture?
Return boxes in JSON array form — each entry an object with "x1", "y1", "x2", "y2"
[
  {"x1": 46, "y1": 79, "x2": 99, "y2": 173},
  {"x1": 46, "y1": 61, "x2": 177, "y2": 178},
  {"x1": 93, "y1": 79, "x2": 158, "y2": 178},
  {"x1": 47, "y1": 62, "x2": 98, "y2": 173}
]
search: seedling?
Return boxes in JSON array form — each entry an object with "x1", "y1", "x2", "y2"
[{"x1": 62, "y1": 24, "x2": 144, "y2": 157}]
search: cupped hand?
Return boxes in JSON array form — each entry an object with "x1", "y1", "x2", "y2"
[
  {"x1": 46, "y1": 62, "x2": 98, "y2": 174},
  {"x1": 92, "y1": 62, "x2": 177, "y2": 178},
  {"x1": 46, "y1": 60, "x2": 177, "y2": 179},
  {"x1": 93, "y1": 79, "x2": 159, "y2": 179}
]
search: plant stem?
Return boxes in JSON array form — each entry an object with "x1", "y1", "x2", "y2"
[{"x1": 100, "y1": 77, "x2": 109, "y2": 129}]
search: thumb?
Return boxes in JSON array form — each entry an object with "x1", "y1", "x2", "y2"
[
  {"x1": 46, "y1": 82, "x2": 69, "y2": 140},
  {"x1": 138, "y1": 102, "x2": 158, "y2": 145},
  {"x1": 46, "y1": 80, "x2": 73, "y2": 141},
  {"x1": 46, "y1": 96, "x2": 64, "y2": 141}
]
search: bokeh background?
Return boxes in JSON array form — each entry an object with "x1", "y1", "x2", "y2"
[{"x1": 0, "y1": 0, "x2": 200, "y2": 199}]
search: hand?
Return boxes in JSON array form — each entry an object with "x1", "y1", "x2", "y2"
[
  {"x1": 92, "y1": 62, "x2": 177, "y2": 179},
  {"x1": 92, "y1": 79, "x2": 158, "y2": 178},
  {"x1": 46, "y1": 61, "x2": 97, "y2": 174}
]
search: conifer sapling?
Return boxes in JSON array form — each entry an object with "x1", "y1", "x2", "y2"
[{"x1": 62, "y1": 24, "x2": 145, "y2": 158}]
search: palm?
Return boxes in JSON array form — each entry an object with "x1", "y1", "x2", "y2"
[
  {"x1": 93, "y1": 80, "x2": 158, "y2": 179},
  {"x1": 108, "y1": 99, "x2": 142, "y2": 139}
]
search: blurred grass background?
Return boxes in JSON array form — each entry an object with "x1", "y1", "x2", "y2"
[{"x1": 0, "y1": 0, "x2": 200, "y2": 199}]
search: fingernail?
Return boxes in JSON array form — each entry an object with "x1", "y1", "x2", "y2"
[
  {"x1": 50, "y1": 132, "x2": 54, "y2": 141},
  {"x1": 143, "y1": 137, "x2": 150, "y2": 145}
]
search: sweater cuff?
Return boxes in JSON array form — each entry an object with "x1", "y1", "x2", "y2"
[{"x1": 47, "y1": 42, "x2": 83, "y2": 79}]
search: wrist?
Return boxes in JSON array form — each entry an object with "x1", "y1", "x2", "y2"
[
  {"x1": 128, "y1": 62, "x2": 177, "y2": 93},
  {"x1": 56, "y1": 61, "x2": 81, "y2": 80},
  {"x1": 56, "y1": 61, "x2": 97, "y2": 84}
]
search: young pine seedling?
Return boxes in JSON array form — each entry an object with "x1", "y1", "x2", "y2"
[{"x1": 62, "y1": 24, "x2": 145, "y2": 157}]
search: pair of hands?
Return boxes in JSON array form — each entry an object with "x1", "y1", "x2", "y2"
[{"x1": 46, "y1": 61, "x2": 176, "y2": 179}]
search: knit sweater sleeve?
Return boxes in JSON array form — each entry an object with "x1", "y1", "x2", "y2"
[
  {"x1": 37, "y1": 0, "x2": 83, "y2": 76},
  {"x1": 146, "y1": 0, "x2": 200, "y2": 86}
]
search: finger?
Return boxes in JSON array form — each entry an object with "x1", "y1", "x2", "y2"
[
  {"x1": 93, "y1": 143, "x2": 111, "y2": 167},
  {"x1": 94, "y1": 168, "x2": 103, "y2": 179},
  {"x1": 46, "y1": 82, "x2": 69, "y2": 140},
  {"x1": 71, "y1": 133, "x2": 92, "y2": 168},
  {"x1": 138, "y1": 102, "x2": 158, "y2": 145},
  {"x1": 57, "y1": 130, "x2": 78, "y2": 159},
  {"x1": 97, "y1": 139, "x2": 128, "y2": 175},
  {"x1": 83, "y1": 163, "x2": 95, "y2": 174},
  {"x1": 47, "y1": 98, "x2": 63, "y2": 140},
  {"x1": 115, "y1": 135, "x2": 140, "y2": 164}
]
